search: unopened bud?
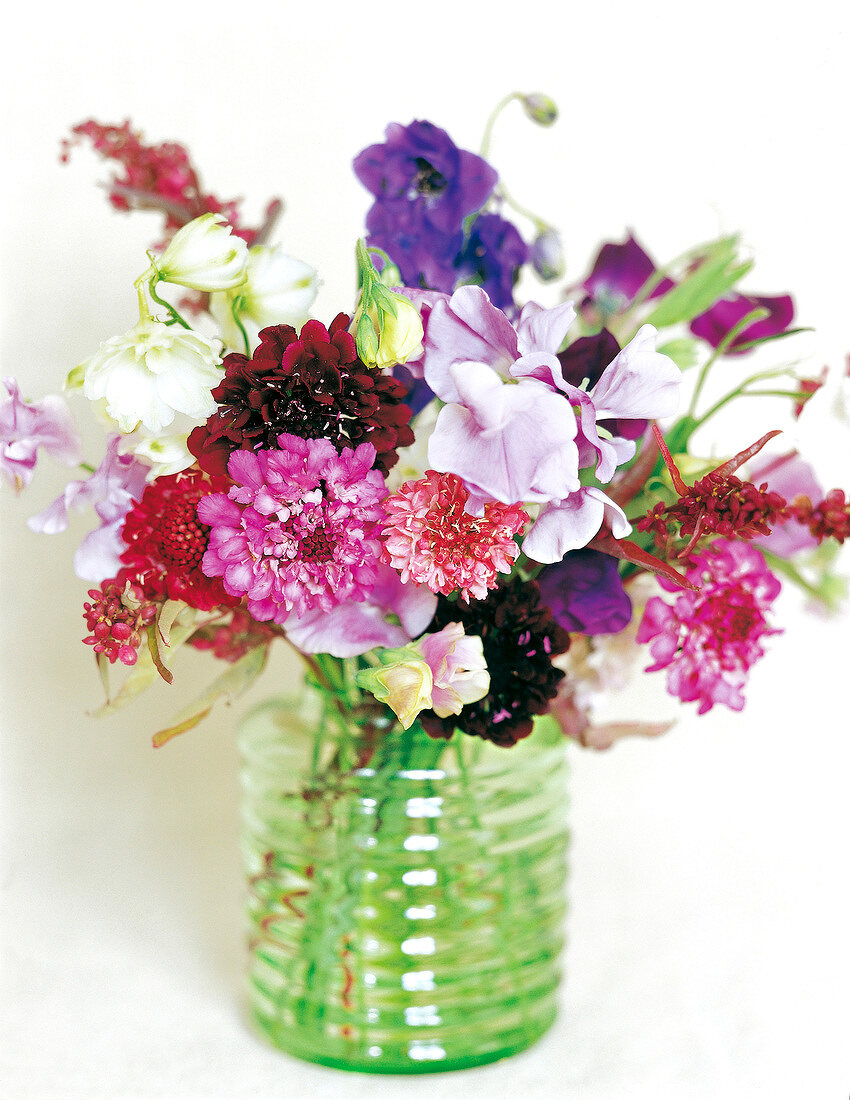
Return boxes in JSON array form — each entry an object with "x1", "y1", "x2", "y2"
[
  {"x1": 531, "y1": 227, "x2": 564, "y2": 281},
  {"x1": 521, "y1": 93, "x2": 558, "y2": 126}
]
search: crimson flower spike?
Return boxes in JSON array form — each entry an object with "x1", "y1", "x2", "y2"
[{"x1": 648, "y1": 425, "x2": 786, "y2": 557}]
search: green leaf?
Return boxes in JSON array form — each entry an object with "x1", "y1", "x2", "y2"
[
  {"x1": 152, "y1": 643, "x2": 270, "y2": 747},
  {"x1": 645, "y1": 236, "x2": 752, "y2": 329},
  {"x1": 657, "y1": 337, "x2": 700, "y2": 370},
  {"x1": 92, "y1": 618, "x2": 199, "y2": 716}
]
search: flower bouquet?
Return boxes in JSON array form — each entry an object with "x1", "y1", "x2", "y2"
[{"x1": 4, "y1": 96, "x2": 848, "y2": 1073}]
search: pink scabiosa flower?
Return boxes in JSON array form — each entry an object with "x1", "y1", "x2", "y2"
[
  {"x1": 381, "y1": 470, "x2": 528, "y2": 600},
  {"x1": 635, "y1": 539, "x2": 781, "y2": 715},
  {"x1": 198, "y1": 433, "x2": 387, "y2": 625}
]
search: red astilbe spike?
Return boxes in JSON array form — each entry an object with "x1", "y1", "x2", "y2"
[
  {"x1": 642, "y1": 426, "x2": 787, "y2": 557},
  {"x1": 787, "y1": 489, "x2": 850, "y2": 544}
]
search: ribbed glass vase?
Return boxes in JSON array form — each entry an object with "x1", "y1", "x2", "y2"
[{"x1": 239, "y1": 690, "x2": 569, "y2": 1074}]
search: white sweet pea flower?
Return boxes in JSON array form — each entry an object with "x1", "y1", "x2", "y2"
[
  {"x1": 792, "y1": 363, "x2": 850, "y2": 487},
  {"x1": 132, "y1": 432, "x2": 195, "y2": 477},
  {"x1": 157, "y1": 213, "x2": 249, "y2": 292},
  {"x1": 209, "y1": 243, "x2": 319, "y2": 350},
  {"x1": 81, "y1": 318, "x2": 223, "y2": 434}
]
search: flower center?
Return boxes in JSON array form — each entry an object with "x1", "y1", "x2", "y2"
[
  {"x1": 411, "y1": 157, "x2": 447, "y2": 198},
  {"x1": 159, "y1": 498, "x2": 209, "y2": 569}
]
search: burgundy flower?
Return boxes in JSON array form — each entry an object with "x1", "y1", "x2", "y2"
[
  {"x1": 419, "y1": 578, "x2": 570, "y2": 747},
  {"x1": 118, "y1": 469, "x2": 238, "y2": 611},
  {"x1": 82, "y1": 579, "x2": 157, "y2": 666},
  {"x1": 188, "y1": 315, "x2": 414, "y2": 477},
  {"x1": 581, "y1": 232, "x2": 674, "y2": 311},
  {"x1": 689, "y1": 292, "x2": 794, "y2": 354},
  {"x1": 638, "y1": 426, "x2": 787, "y2": 556}
]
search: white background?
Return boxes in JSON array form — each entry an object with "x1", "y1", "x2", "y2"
[{"x1": 2, "y1": 3, "x2": 849, "y2": 1097}]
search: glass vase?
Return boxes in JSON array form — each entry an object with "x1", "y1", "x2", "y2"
[{"x1": 238, "y1": 689, "x2": 569, "y2": 1074}]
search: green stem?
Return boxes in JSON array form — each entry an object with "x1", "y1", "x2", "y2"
[
  {"x1": 480, "y1": 92, "x2": 519, "y2": 159},
  {"x1": 691, "y1": 365, "x2": 801, "y2": 431},
  {"x1": 147, "y1": 278, "x2": 192, "y2": 329},
  {"x1": 230, "y1": 298, "x2": 251, "y2": 355},
  {"x1": 687, "y1": 307, "x2": 769, "y2": 417}
]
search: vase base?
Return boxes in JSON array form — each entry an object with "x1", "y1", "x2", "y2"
[{"x1": 249, "y1": 1005, "x2": 558, "y2": 1074}]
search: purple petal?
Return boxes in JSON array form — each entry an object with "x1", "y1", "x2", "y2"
[
  {"x1": 689, "y1": 292, "x2": 795, "y2": 353},
  {"x1": 538, "y1": 548, "x2": 633, "y2": 634}
]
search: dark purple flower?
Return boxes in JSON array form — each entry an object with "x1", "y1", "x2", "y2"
[
  {"x1": 453, "y1": 212, "x2": 529, "y2": 312},
  {"x1": 353, "y1": 120, "x2": 498, "y2": 290},
  {"x1": 582, "y1": 232, "x2": 674, "y2": 311},
  {"x1": 689, "y1": 292, "x2": 795, "y2": 354},
  {"x1": 558, "y1": 330, "x2": 648, "y2": 441},
  {"x1": 537, "y1": 548, "x2": 632, "y2": 634}
]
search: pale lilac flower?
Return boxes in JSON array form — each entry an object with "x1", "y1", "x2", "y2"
[
  {"x1": 748, "y1": 450, "x2": 822, "y2": 556},
  {"x1": 198, "y1": 434, "x2": 386, "y2": 625},
  {"x1": 282, "y1": 564, "x2": 437, "y2": 658},
  {"x1": 28, "y1": 435, "x2": 151, "y2": 581},
  {"x1": 418, "y1": 622, "x2": 489, "y2": 719},
  {"x1": 1, "y1": 378, "x2": 81, "y2": 490},
  {"x1": 636, "y1": 539, "x2": 781, "y2": 715},
  {"x1": 421, "y1": 287, "x2": 680, "y2": 557}
]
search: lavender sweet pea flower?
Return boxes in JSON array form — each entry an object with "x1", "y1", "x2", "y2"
[
  {"x1": 28, "y1": 435, "x2": 150, "y2": 580},
  {"x1": 538, "y1": 548, "x2": 633, "y2": 634},
  {"x1": 581, "y1": 232, "x2": 674, "y2": 311},
  {"x1": 283, "y1": 565, "x2": 438, "y2": 658},
  {"x1": 559, "y1": 330, "x2": 647, "y2": 441},
  {"x1": 453, "y1": 212, "x2": 528, "y2": 312},
  {"x1": 1, "y1": 377, "x2": 81, "y2": 490},
  {"x1": 423, "y1": 287, "x2": 680, "y2": 556},
  {"x1": 689, "y1": 292, "x2": 794, "y2": 354}
]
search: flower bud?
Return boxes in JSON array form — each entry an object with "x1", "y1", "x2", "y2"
[
  {"x1": 356, "y1": 294, "x2": 424, "y2": 370},
  {"x1": 530, "y1": 227, "x2": 565, "y2": 281},
  {"x1": 157, "y1": 213, "x2": 249, "y2": 291},
  {"x1": 521, "y1": 93, "x2": 558, "y2": 126},
  {"x1": 357, "y1": 653, "x2": 434, "y2": 729}
]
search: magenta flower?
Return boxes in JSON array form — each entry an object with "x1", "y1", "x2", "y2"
[
  {"x1": 198, "y1": 434, "x2": 387, "y2": 625},
  {"x1": 636, "y1": 539, "x2": 781, "y2": 714},
  {"x1": 689, "y1": 292, "x2": 794, "y2": 354},
  {"x1": 1, "y1": 377, "x2": 81, "y2": 490},
  {"x1": 28, "y1": 436, "x2": 150, "y2": 581}
]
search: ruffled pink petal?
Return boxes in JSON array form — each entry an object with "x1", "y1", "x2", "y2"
[{"x1": 515, "y1": 300, "x2": 576, "y2": 358}]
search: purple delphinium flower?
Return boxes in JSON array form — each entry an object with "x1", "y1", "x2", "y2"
[
  {"x1": 581, "y1": 232, "x2": 674, "y2": 313},
  {"x1": 353, "y1": 120, "x2": 498, "y2": 290},
  {"x1": 537, "y1": 549, "x2": 632, "y2": 634},
  {"x1": 1, "y1": 377, "x2": 81, "y2": 490},
  {"x1": 28, "y1": 435, "x2": 151, "y2": 581},
  {"x1": 689, "y1": 292, "x2": 794, "y2": 354},
  {"x1": 636, "y1": 539, "x2": 781, "y2": 715},
  {"x1": 199, "y1": 434, "x2": 387, "y2": 626},
  {"x1": 453, "y1": 212, "x2": 528, "y2": 312}
]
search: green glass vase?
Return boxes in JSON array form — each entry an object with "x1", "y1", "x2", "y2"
[{"x1": 238, "y1": 690, "x2": 569, "y2": 1073}]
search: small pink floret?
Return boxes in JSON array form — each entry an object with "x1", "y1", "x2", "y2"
[{"x1": 381, "y1": 470, "x2": 528, "y2": 601}]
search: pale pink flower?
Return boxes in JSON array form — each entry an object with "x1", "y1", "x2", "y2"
[{"x1": 381, "y1": 470, "x2": 528, "y2": 600}]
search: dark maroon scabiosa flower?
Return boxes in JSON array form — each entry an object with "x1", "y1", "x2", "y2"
[
  {"x1": 188, "y1": 315, "x2": 413, "y2": 478},
  {"x1": 689, "y1": 292, "x2": 794, "y2": 354},
  {"x1": 537, "y1": 549, "x2": 632, "y2": 635},
  {"x1": 453, "y1": 212, "x2": 528, "y2": 312},
  {"x1": 419, "y1": 578, "x2": 570, "y2": 747},
  {"x1": 117, "y1": 469, "x2": 238, "y2": 611},
  {"x1": 354, "y1": 120, "x2": 498, "y2": 291}
]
